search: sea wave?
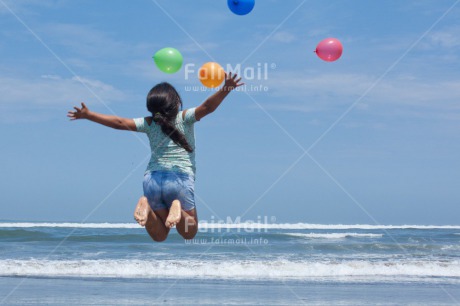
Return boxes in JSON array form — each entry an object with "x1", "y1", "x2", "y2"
[
  {"x1": 0, "y1": 222, "x2": 140, "y2": 229},
  {"x1": 1, "y1": 259, "x2": 459, "y2": 281},
  {"x1": 286, "y1": 233, "x2": 383, "y2": 239},
  {"x1": 1, "y1": 222, "x2": 460, "y2": 230}
]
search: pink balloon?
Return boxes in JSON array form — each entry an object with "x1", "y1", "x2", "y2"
[{"x1": 315, "y1": 38, "x2": 343, "y2": 62}]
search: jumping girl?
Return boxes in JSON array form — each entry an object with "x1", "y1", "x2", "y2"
[{"x1": 68, "y1": 73, "x2": 243, "y2": 242}]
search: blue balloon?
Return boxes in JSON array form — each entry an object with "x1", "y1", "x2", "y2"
[{"x1": 227, "y1": 0, "x2": 255, "y2": 16}]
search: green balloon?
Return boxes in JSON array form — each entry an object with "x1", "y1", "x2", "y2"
[{"x1": 153, "y1": 47, "x2": 183, "y2": 74}]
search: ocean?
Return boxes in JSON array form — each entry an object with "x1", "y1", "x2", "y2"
[{"x1": 0, "y1": 222, "x2": 459, "y2": 305}]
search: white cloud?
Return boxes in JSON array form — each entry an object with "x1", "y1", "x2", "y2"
[
  {"x1": 179, "y1": 42, "x2": 220, "y2": 54},
  {"x1": 271, "y1": 31, "x2": 296, "y2": 43},
  {"x1": 427, "y1": 28, "x2": 460, "y2": 48},
  {"x1": 41, "y1": 74, "x2": 61, "y2": 80},
  {"x1": 0, "y1": 0, "x2": 63, "y2": 16},
  {"x1": 0, "y1": 75, "x2": 128, "y2": 123},
  {"x1": 416, "y1": 26, "x2": 460, "y2": 51},
  {"x1": 267, "y1": 72, "x2": 372, "y2": 99},
  {"x1": 38, "y1": 23, "x2": 157, "y2": 60},
  {"x1": 261, "y1": 71, "x2": 460, "y2": 119}
]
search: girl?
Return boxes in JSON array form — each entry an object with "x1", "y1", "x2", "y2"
[{"x1": 68, "y1": 73, "x2": 244, "y2": 242}]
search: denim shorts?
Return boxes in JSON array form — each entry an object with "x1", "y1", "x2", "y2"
[{"x1": 143, "y1": 171, "x2": 196, "y2": 212}]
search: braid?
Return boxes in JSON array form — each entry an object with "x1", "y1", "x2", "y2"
[
  {"x1": 153, "y1": 112, "x2": 193, "y2": 153},
  {"x1": 147, "y1": 82, "x2": 194, "y2": 153}
]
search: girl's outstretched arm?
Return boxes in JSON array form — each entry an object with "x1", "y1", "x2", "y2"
[
  {"x1": 195, "y1": 72, "x2": 244, "y2": 121},
  {"x1": 67, "y1": 103, "x2": 137, "y2": 131}
]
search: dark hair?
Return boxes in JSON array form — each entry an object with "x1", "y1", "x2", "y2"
[{"x1": 146, "y1": 82, "x2": 193, "y2": 153}]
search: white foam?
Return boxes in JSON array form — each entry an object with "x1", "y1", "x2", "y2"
[
  {"x1": 286, "y1": 233, "x2": 383, "y2": 239},
  {"x1": 441, "y1": 245, "x2": 460, "y2": 251},
  {"x1": 1, "y1": 222, "x2": 460, "y2": 230},
  {"x1": 1, "y1": 259, "x2": 459, "y2": 281}
]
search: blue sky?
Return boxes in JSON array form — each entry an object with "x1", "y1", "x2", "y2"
[{"x1": 0, "y1": 0, "x2": 459, "y2": 224}]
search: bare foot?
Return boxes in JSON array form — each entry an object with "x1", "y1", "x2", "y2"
[
  {"x1": 134, "y1": 196, "x2": 151, "y2": 227},
  {"x1": 165, "y1": 200, "x2": 182, "y2": 228}
]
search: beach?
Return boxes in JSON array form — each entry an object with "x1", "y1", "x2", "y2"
[
  {"x1": 1, "y1": 223, "x2": 459, "y2": 305},
  {"x1": 2, "y1": 277, "x2": 460, "y2": 305}
]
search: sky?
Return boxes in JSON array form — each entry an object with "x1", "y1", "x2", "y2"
[{"x1": 0, "y1": 0, "x2": 459, "y2": 224}]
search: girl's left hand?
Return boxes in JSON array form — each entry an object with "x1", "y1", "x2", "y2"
[
  {"x1": 68, "y1": 102, "x2": 90, "y2": 120},
  {"x1": 223, "y1": 72, "x2": 244, "y2": 91}
]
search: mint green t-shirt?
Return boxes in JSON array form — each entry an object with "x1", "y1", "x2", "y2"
[{"x1": 133, "y1": 108, "x2": 198, "y2": 177}]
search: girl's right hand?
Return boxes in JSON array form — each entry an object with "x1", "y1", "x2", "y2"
[
  {"x1": 223, "y1": 72, "x2": 244, "y2": 91},
  {"x1": 68, "y1": 102, "x2": 90, "y2": 120}
]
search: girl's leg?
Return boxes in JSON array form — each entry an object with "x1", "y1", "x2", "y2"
[
  {"x1": 175, "y1": 208, "x2": 198, "y2": 240},
  {"x1": 161, "y1": 172, "x2": 197, "y2": 237},
  {"x1": 149, "y1": 209, "x2": 171, "y2": 241},
  {"x1": 134, "y1": 196, "x2": 170, "y2": 242}
]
